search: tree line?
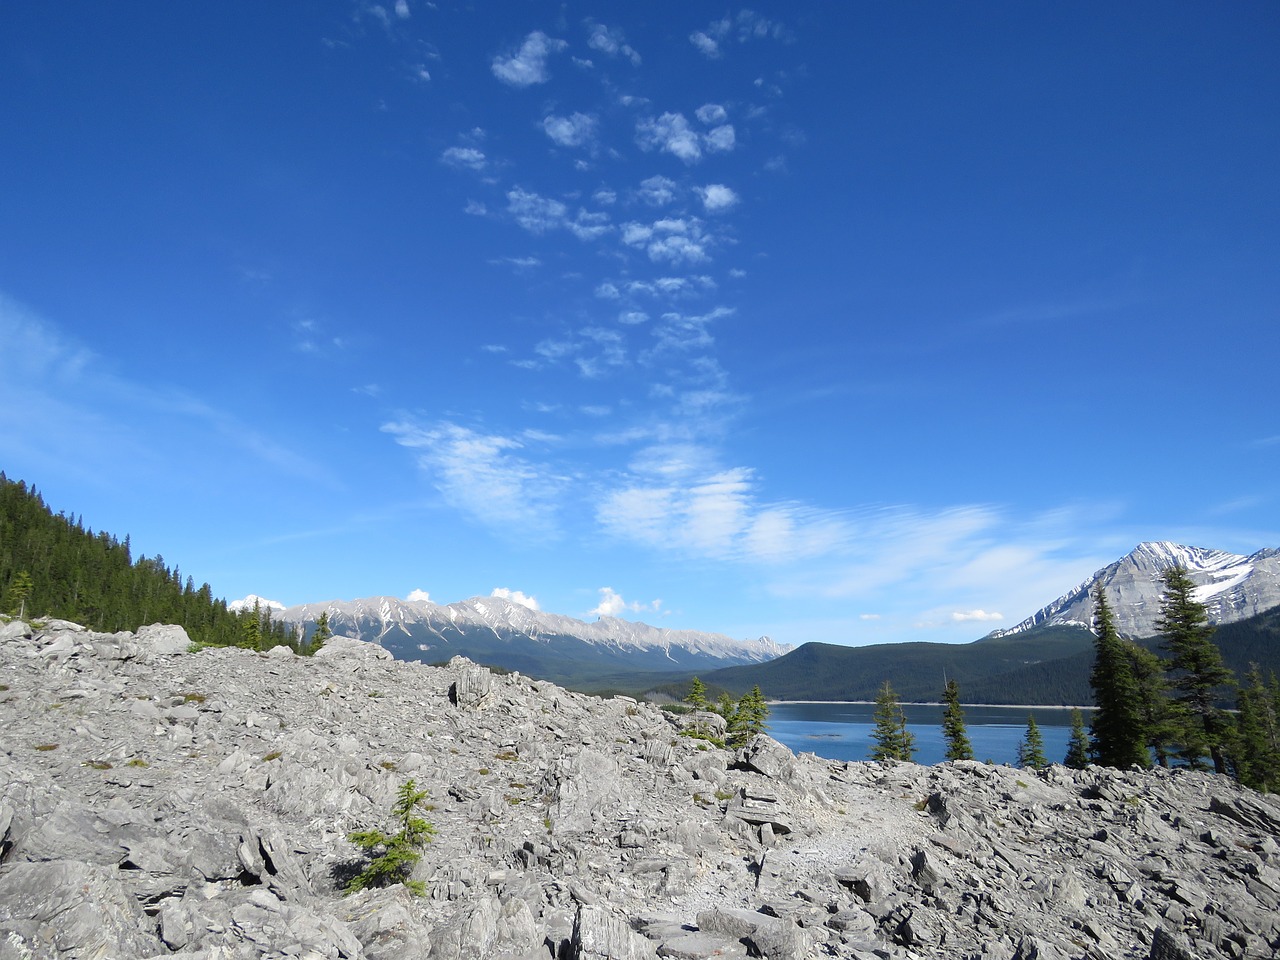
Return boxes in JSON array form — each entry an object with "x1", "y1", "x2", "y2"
[
  {"x1": 0, "y1": 474, "x2": 320, "y2": 654},
  {"x1": 870, "y1": 566, "x2": 1279, "y2": 793}
]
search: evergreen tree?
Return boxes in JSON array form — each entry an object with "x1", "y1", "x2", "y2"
[
  {"x1": 241, "y1": 602, "x2": 263, "y2": 651},
  {"x1": 1233, "y1": 664, "x2": 1279, "y2": 792},
  {"x1": 309, "y1": 611, "x2": 332, "y2": 654},
  {"x1": 6, "y1": 570, "x2": 34, "y2": 617},
  {"x1": 1063, "y1": 708, "x2": 1089, "y2": 769},
  {"x1": 1017, "y1": 714, "x2": 1048, "y2": 769},
  {"x1": 941, "y1": 679, "x2": 974, "y2": 761},
  {"x1": 346, "y1": 779, "x2": 436, "y2": 896},
  {"x1": 1128, "y1": 642, "x2": 1177, "y2": 767},
  {"x1": 729, "y1": 686, "x2": 769, "y2": 747},
  {"x1": 870, "y1": 681, "x2": 914, "y2": 762},
  {"x1": 1157, "y1": 565, "x2": 1236, "y2": 774},
  {"x1": 685, "y1": 676, "x2": 709, "y2": 737},
  {"x1": 1088, "y1": 586, "x2": 1149, "y2": 768}
]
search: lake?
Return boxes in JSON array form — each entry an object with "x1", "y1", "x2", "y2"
[{"x1": 765, "y1": 702, "x2": 1087, "y2": 766}]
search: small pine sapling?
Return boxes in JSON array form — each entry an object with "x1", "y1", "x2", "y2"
[{"x1": 346, "y1": 779, "x2": 436, "y2": 896}]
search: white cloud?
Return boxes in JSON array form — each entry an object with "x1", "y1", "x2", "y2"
[
  {"x1": 406, "y1": 588, "x2": 431, "y2": 602},
  {"x1": 689, "y1": 31, "x2": 721, "y2": 58},
  {"x1": 635, "y1": 113, "x2": 703, "y2": 164},
  {"x1": 543, "y1": 112, "x2": 597, "y2": 148},
  {"x1": 621, "y1": 217, "x2": 712, "y2": 265},
  {"x1": 492, "y1": 31, "x2": 567, "y2": 87},
  {"x1": 704, "y1": 125, "x2": 736, "y2": 153},
  {"x1": 597, "y1": 465, "x2": 853, "y2": 564},
  {"x1": 618, "y1": 310, "x2": 648, "y2": 325},
  {"x1": 593, "y1": 188, "x2": 617, "y2": 205},
  {"x1": 637, "y1": 175, "x2": 678, "y2": 206},
  {"x1": 507, "y1": 189, "x2": 610, "y2": 240},
  {"x1": 382, "y1": 419, "x2": 565, "y2": 536},
  {"x1": 394, "y1": 0, "x2": 410, "y2": 18},
  {"x1": 698, "y1": 184, "x2": 739, "y2": 212},
  {"x1": 464, "y1": 200, "x2": 488, "y2": 216},
  {"x1": 636, "y1": 114, "x2": 735, "y2": 163},
  {"x1": 696, "y1": 103, "x2": 727, "y2": 125},
  {"x1": 441, "y1": 147, "x2": 486, "y2": 170},
  {"x1": 951, "y1": 609, "x2": 1005, "y2": 623},
  {"x1": 491, "y1": 587, "x2": 540, "y2": 610},
  {"x1": 589, "y1": 586, "x2": 661, "y2": 618},
  {"x1": 859, "y1": 613, "x2": 881, "y2": 621},
  {"x1": 595, "y1": 282, "x2": 621, "y2": 299},
  {"x1": 507, "y1": 188, "x2": 566, "y2": 233},
  {"x1": 586, "y1": 22, "x2": 641, "y2": 65}
]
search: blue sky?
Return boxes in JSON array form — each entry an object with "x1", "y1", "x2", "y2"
[{"x1": 2, "y1": 2, "x2": 1277, "y2": 646}]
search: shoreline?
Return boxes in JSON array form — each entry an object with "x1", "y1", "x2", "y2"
[{"x1": 769, "y1": 700, "x2": 1094, "y2": 710}]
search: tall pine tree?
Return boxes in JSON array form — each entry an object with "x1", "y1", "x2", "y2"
[
  {"x1": 941, "y1": 679, "x2": 974, "y2": 761},
  {"x1": 870, "y1": 681, "x2": 915, "y2": 762},
  {"x1": 1063, "y1": 708, "x2": 1089, "y2": 769},
  {"x1": 1157, "y1": 565, "x2": 1235, "y2": 774},
  {"x1": 1089, "y1": 585, "x2": 1149, "y2": 768},
  {"x1": 1017, "y1": 714, "x2": 1048, "y2": 770}
]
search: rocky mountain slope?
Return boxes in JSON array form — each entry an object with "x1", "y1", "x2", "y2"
[
  {"x1": 993, "y1": 542, "x2": 1280, "y2": 640},
  {"x1": 276, "y1": 595, "x2": 790, "y2": 687},
  {"x1": 3, "y1": 618, "x2": 1279, "y2": 959}
]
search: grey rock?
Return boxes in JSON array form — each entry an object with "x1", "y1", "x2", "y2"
[
  {"x1": 573, "y1": 903, "x2": 658, "y2": 959},
  {"x1": 135, "y1": 622, "x2": 193, "y2": 655},
  {"x1": 0, "y1": 860, "x2": 162, "y2": 959},
  {"x1": 1148, "y1": 926, "x2": 1196, "y2": 960},
  {"x1": 737, "y1": 735, "x2": 801, "y2": 782},
  {"x1": 313, "y1": 634, "x2": 394, "y2": 660}
]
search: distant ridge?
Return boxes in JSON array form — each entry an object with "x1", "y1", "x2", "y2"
[
  {"x1": 992, "y1": 541, "x2": 1280, "y2": 639},
  {"x1": 269, "y1": 594, "x2": 791, "y2": 686}
]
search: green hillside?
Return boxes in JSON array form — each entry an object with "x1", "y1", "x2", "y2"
[{"x1": 698, "y1": 616, "x2": 1280, "y2": 706}]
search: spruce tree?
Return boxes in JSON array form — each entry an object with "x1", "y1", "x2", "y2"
[
  {"x1": 1088, "y1": 585, "x2": 1149, "y2": 768},
  {"x1": 1129, "y1": 642, "x2": 1177, "y2": 767},
  {"x1": 941, "y1": 679, "x2": 974, "y2": 761},
  {"x1": 734, "y1": 686, "x2": 769, "y2": 742},
  {"x1": 1233, "y1": 664, "x2": 1279, "y2": 792},
  {"x1": 1157, "y1": 565, "x2": 1236, "y2": 774},
  {"x1": 1063, "y1": 708, "x2": 1090, "y2": 769},
  {"x1": 6, "y1": 570, "x2": 34, "y2": 617},
  {"x1": 346, "y1": 779, "x2": 435, "y2": 896},
  {"x1": 310, "y1": 611, "x2": 332, "y2": 654},
  {"x1": 685, "y1": 677, "x2": 709, "y2": 738},
  {"x1": 870, "y1": 681, "x2": 914, "y2": 762},
  {"x1": 1017, "y1": 714, "x2": 1048, "y2": 770}
]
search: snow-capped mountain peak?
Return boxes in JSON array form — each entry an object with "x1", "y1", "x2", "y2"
[{"x1": 993, "y1": 541, "x2": 1280, "y2": 639}]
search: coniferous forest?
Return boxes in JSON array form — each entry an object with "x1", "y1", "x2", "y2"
[{"x1": 0, "y1": 474, "x2": 298, "y2": 651}]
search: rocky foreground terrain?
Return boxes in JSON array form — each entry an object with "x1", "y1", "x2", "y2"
[{"x1": 1, "y1": 621, "x2": 1279, "y2": 960}]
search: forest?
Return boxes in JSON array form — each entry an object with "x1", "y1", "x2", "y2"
[{"x1": 0, "y1": 474, "x2": 298, "y2": 651}]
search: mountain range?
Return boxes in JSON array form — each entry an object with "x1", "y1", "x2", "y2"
[
  {"x1": 273, "y1": 594, "x2": 790, "y2": 688},
  {"x1": 245, "y1": 540, "x2": 1280, "y2": 700}
]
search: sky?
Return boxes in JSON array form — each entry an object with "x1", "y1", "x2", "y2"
[{"x1": 2, "y1": 2, "x2": 1278, "y2": 647}]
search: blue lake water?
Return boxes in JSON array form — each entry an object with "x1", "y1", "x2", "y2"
[{"x1": 765, "y1": 702, "x2": 1087, "y2": 766}]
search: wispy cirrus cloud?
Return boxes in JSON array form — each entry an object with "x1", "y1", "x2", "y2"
[
  {"x1": 381, "y1": 419, "x2": 566, "y2": 536},
  {"x1": 492, "y1": 31, "x2": 567, "y2": 87}
]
